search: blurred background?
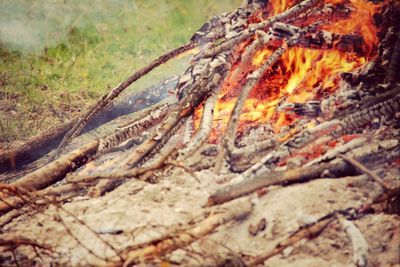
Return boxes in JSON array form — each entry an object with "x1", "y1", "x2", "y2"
[{"x1": 0, "y1": 0, "x2": 241, "y2": 144}]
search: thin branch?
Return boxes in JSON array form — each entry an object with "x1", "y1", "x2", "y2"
[
  {"x1": 338, "y1": 154, "x2": 391, "y2": 191},
  {"x1": 247, "y1": 217, "x2": 335, "y2": 266},
  {"x1": 54, "y1": 43, "x2": 195, "y2": 158}
]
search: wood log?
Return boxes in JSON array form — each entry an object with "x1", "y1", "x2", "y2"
[{"x1": 97, "y1": 102, "x2": 174, "y2": 154}]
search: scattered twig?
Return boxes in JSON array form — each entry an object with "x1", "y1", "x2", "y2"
[
  {"x1": 247, "y1": 217, "x2": 335, "y2": 266},
  {"x1": 119, "y1": 199, "x2": 253, "y2": 267},
  {"x1": 165, "y1": 160, "x2": 201, "y2": 184},
  {"x1": 56, "y1": 205, "x2": 123, "y2": 261}
]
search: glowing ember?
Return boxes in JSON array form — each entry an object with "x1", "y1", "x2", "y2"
[{"x1": 195, "y1": 0, "x2": 382, "y2": 142}]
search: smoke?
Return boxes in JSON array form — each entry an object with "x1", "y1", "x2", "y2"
[{"x1": 0, "y1": 0, "x2": 138, "y2": 52}]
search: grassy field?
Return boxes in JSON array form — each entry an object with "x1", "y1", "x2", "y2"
[{"x1": 0, "y1": 0, "x2": 241, "y2": 144}]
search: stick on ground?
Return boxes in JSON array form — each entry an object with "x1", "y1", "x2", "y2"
[{"x1": 120, "y1": 199, "x2": 253, "y2": 267}]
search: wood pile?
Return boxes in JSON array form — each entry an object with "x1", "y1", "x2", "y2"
[{"x1": 1, "y1": 0, "x2": 399, "y2": 266}]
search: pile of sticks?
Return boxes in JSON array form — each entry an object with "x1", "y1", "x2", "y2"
[{"x1": 1, "y1": 0, "x2": 400, "y2": 265}]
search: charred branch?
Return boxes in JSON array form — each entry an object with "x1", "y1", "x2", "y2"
[{"x1": 207, "y1": 142, "x2": 400, "y2": 206}]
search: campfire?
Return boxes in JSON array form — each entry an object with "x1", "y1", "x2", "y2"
[
  {"x1": 0, "y1": 0, "x2": 399, "y2": 266},
  {"x1": 196, "y1": 0, "x2": 379, "y2": 141}
]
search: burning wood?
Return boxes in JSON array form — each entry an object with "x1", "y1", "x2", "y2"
[{"x1": 1, "y1": 0, "x2": 399, "y2": 265}]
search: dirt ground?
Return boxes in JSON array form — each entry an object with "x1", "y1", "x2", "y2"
[{"x1": 1, "y1": 113, "x2": 399, "y2": 266}]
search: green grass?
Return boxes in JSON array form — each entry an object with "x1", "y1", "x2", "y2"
[{"x1": 0, "y1": 0, "x2": 241, "y2": 143}]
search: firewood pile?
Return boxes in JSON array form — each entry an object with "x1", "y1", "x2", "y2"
[{"x1": 1, "y1": 0, "x2": 399, "y2": 266}]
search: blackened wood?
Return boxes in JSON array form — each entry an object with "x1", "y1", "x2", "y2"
[{"x1": 385, "y1": 31, "x2": 400, "y2": 83}]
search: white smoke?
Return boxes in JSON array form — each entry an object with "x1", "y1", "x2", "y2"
[{"x1": 0, "y1": 0, "x2": 138, "y2": 52}]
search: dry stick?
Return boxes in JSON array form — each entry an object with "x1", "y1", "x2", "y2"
[
  {"x1": 0, "y1": 140, "x2": 99, "y2": 215},
  {"x1": 11, "y1": 249, "x2": 21, "y2": 267},
  {"x1": 209, "y1": 142, "x2": 400, "y2": 206},
  {"x1": 338, "y1": 154, "x2": 391, "y2": 191},
  {"x1": 1, "y1": 184, "x2": 122, "y2": 263},
  {"x1": 54, "y1": 43, "x2": 195, "y2": 159},
  {"x1": 0, "y1": 103, "x2": 175, "y2": 214},
  {"x1": 120, "y1": 67, "x2": 210, "y2": 168},
  {"x1": 122, "y1": 51, "x2": 235, "y2": 169},
  {"x1": 55, "y1": 212, "x2": 109, "y2": 263},
  {"x1": 183, "y1": 115, "x2": 194, "y2": 146},
  {"x1": 178, "y1": 82, "x2": 221, "y2": 160},
  {"x1": 119, "y1": 199, "x2": 253, "y2": 267},
  {"x1": 0, "y1": 236, "x2": 52, "y2": 251},
  {"x1": 245, "y1": 186, "x2": 400, "y2": 267},
  {"x1": 56, "y1": 205, "x2": 123, "y2": 261},
  {"x1": 246, "y1": 217, "x2": 335, "y2": 266},
  {"x1": 165, "y1": 160, "x2": 201, "y2": 184},
  {"x1": 14, "y1": 140, "x2": 98, "y2": 192},
  {"x1": 215, "y1": 29, "x2": 299, "y2": 173},
  {"x1": 0, "y1": 182, "x2": 91, "y2": 226},
  {"x1": 69, "y1": 145, "x2": 178, "y2": 184},
  {"x1": 86, "y1": 147, "x2": 179, "y2": 197},
  {"x1": 198, "y1": 0, "x2": 322, "y2": 60},
  {"x1": 208, "y1": 158, "x2": 353, "y2": 207},
  {"x1": 122, "y1": 109, "x2": 188, "y2": 168},
  {"x1": 97, "y1": 102, "x2": 174, "y2": 154}
]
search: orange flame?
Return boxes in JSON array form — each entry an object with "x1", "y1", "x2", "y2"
[{"x1": 194, "y1": 0, "x2": 382, "y2": 142}]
